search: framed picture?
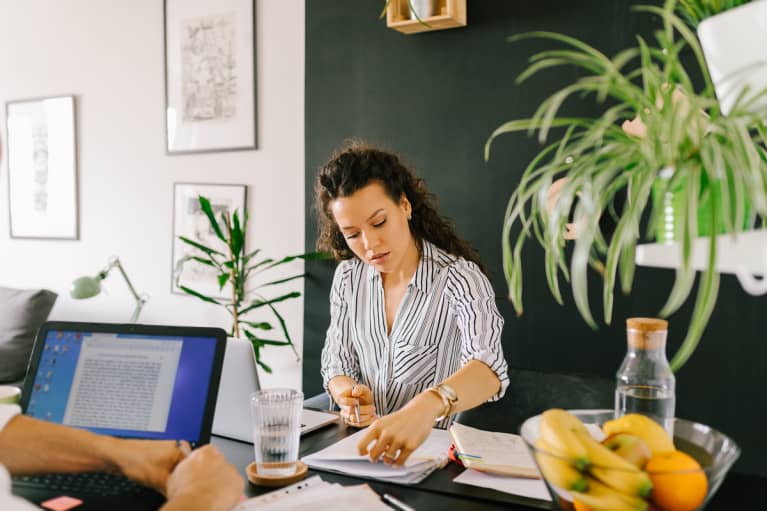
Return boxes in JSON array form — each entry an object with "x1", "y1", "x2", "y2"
[
  {"x1": 172, "y1": 182, "x2": 247, "y2": 298},
  {"x1": 163, "y1": 0, "x2": 257, "y2": 154},
  {"x1": 5, "y1": 95, "x2": 79, "y2": 240}
]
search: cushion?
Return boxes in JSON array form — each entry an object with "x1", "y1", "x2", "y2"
[{"x1": 0, "y1": 287, "x2": 57, "y2": 382}]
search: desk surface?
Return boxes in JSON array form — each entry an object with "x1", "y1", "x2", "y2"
[{"x1": 212, "y1": 422, "x2": 758, "y2": 511}]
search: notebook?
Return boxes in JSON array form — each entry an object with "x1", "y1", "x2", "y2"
[
  {"x1": 212, "y1": 337, "x2": 338, "y2": 442},
  {"x1": 13, "y1": 321, "x2": 227, "y2": 510},
  {"x1": 302, "y1": 427, "x2": 451, "y2": 484},
  {"x1": 448, "y1": 422, "x2": 539, "y2": 478}
]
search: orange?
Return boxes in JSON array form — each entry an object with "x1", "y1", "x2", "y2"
[
  {"x1": 645, "y1": 450, "x2": 707, "y2": 511},
  {"x1": 573, "y1": 499, "x2": 592, "y2": 511}
]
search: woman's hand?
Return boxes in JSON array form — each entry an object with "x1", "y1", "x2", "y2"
[
  {"x1": 356, "y1": 391, "x2": 443, "y2": 466},
  {"x1": 108, "y1": 438, "x2": 185, "y2": 494},
  {"x1": 336, "y1": 384, "x2": 376, "y2": 427}
]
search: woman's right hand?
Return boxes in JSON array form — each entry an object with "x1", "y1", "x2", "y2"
[{"x1": 336, "y1": 384, "x2": 376, "y2": 427}]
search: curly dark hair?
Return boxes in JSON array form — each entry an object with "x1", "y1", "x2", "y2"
[{"x1": 314, "y1": 141, "x2": 488, "y2": 275}]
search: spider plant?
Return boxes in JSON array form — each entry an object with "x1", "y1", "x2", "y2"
[
  {"x1": 676, "y1": 0, "x2": 752, "y2": 27},
  {"x1": 485, "y1": 0, "x2": 767, "y2": 371},
  {"x1": 175, "y1": 196, "x2": 329, "y2": 373}
]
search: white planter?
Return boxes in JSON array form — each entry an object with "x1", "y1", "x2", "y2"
[
  {"x1": 698, "y1": 0, "x2": 767, "y2": 117},
  {"x1": 409, "y1": 0, "x2": 439, "y2": 20}
]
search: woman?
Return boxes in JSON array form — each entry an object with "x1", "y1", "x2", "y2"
[{"x1": 316, "y1": 142, "x2": 509, "y2": 466}]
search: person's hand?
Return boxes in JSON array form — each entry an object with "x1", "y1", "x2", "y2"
[
  {"x1": 163, "y1": 445, "x2": 244, "y2": 511},
  {"x1": 336, "y1": 383, "x2": 375, "y2": 427},
  {"x1": 109, "y1": 438, "x2": 185, "y2": 494},
  {"x1": 356, "y1": 391, "x2": 443, "y2": 466}
]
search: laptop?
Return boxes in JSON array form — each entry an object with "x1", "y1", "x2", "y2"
[
  {"x1": 212, "y1": 337, "x2": 338, "y2": 442},
  {"x1": 12, "y1": 321, "x2": 227, "y2": 510}
]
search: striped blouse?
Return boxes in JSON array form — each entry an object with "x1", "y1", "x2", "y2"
[{"x1": 321, "y1": 240, "x2": 509, "y2": 427}]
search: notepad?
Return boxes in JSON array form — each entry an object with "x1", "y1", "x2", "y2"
[
  {"x1": 302, "y1": 428, "x2": 451, "y2": 484},
  {"x1": 448, "y1": 422, "x2": 540, "y2": 478},
  {"x1": 234, "y1": 476, "x2": 392, "y2": 511}
]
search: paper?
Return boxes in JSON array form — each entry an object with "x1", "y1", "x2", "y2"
[
  {"x1": 235, "y1": 476, "x2": 391, "y2": 511},
  {"x1": 449, "y1": 422, "x2": 539, "y2": 477},
  {"x1": 453, "y1": 468, "x2": 552, "y2": 501},
  {"x1": 303, "y1": 428, "x2": 451, "y2": 484}
]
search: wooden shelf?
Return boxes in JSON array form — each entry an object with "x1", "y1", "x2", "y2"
[
  {"x1": 386, "y1": 0, "x2": 466, "y2": 34},
  {"x1": 634, "y1": 229, "x2": 767, "y2": 295}
]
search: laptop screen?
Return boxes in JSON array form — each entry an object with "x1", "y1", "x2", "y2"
[{"x1": 22, "y1": 323, "x2": 226, "y2": 446}]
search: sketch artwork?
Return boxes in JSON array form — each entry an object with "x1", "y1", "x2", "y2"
[
  {"x1": 31, "y1": 119, "x2": 49, "y2": 213},
  {"x1": 181, "y1": 13, "x2": 238, "y2": 122}
]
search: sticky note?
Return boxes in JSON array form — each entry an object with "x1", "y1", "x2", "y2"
[{"x1": 41, "y1": 496, "x2": 83, "y2": 511}]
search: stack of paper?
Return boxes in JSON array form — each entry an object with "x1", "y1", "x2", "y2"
[
  {"x1": 234, "y1": 476, "x2": 392, "y2": 511},
  {"x1": 303, "y1": 428, "x2": 451, "y2": 484}
]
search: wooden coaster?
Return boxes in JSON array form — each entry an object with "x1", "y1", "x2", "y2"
[{"x1": 246, "y1": 461, "x2": 308, "y2": 487}]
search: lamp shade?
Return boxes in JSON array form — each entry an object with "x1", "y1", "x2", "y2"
[{"x1": 70, "y1": 276, "x2": 102, "y2": 299}]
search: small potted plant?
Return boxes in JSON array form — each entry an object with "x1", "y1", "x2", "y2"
[
  {"x1": 485, "y1": 0, "x2": 767, "y2": 370},
  {"x1": 175, "y1": 196, "x2": 328, "y2": 373}
]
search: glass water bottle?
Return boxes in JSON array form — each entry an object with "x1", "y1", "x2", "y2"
[{"x1": 615, "y1": 317, "x2": 676, "y2": 435}]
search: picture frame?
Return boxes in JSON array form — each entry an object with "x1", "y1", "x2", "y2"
[
  {"x1": 172, "y1": 182, "x2": 247, "y2": 298},
  {"x1": 163, "y1": 0, "x2": 257, "y2": 154},
  {"x1": 5, "y1": 95, "x2": 79, "y2": 240}
]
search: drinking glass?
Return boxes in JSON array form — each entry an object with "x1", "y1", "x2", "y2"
[{"x1": 250, "y1": 388, "x2": 303, "y2": 477}]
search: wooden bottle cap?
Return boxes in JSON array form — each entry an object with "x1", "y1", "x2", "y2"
[{"x1": 626, "y1": 317, "x2": 668, "y2": 332}]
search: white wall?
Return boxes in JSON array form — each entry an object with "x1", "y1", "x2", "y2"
[{"x1": 0, "y1": 1, "x2": 306, "y2": 389}]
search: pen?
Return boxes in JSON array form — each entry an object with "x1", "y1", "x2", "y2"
[
  {"x1": 351, "y1": 384, "x2": 361, "y2": 424},
  {"x1": 382, "y1": 493, "x2": 415, "y2": 511}
]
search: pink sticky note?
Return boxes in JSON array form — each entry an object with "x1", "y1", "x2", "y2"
[{"x1": 40, "y1": 496, "x2": 83, "y2": 511}]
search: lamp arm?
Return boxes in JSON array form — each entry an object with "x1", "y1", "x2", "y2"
[{"x1": 107, "y1": 257, "x2": 148, "y2": 323}]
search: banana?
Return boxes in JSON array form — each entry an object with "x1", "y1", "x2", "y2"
[
  {"x1": 602, "y1": 414, "x2": 675, "y2": 455},
  {"x1": 534, "y1": 439, "x2": 589, "y2": 492},
  {"x1": 540, "y1": 409, "x2": 590, "y2": 470},
  {"x1": 572, "y1": 477, "x2": 649, "y2": 511},
  {"x1": 577, "y1": 433, "x2": 653, "y2": 498}
]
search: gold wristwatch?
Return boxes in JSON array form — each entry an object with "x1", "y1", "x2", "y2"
[{"x1": 427, "y1": 383, "x2": 458, "y2": 422}]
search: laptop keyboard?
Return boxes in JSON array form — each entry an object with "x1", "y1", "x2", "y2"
[{"x1": 13, "y1": 472, "x2": 152, "y2": 497}]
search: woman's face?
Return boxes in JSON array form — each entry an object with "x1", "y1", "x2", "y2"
[{"x1": 330, "y1": 181, "x2": 414, "y2": 273}]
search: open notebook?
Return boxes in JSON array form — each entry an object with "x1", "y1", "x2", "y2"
[{"x1": 303, "y1": 428, "x2": 451, "y2": 484}]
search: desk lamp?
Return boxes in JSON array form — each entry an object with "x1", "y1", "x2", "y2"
[{"x1": 70, "y1": 256, "x2": 149, "y2": 323}]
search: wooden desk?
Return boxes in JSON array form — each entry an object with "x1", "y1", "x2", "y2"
[{"x1": 212, "y1": 421, "x2": 758, "y2": 511}]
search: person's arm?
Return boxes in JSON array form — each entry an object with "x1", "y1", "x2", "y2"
[
  {"x1": 0, "y1": 414, "x2": 182, "y2": 493},
  {"x1": 161, "y1": 445, "x2": 243, "y2": 511},
  {"x1": 321, "y1": 263, "x2": 376, "y2": 424},
  {"x1": 358, "y1": 262, "x2": 508, "y2": 465}
]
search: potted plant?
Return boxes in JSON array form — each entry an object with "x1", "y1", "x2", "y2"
[
  {"x1": 485, "y1": 0, "x2": 767, "y2": 370},
  {"x1": 175, "y1": 196, "x2": 328, "y2": 373}
]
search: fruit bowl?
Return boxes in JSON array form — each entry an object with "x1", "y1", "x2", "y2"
[{"x1": 519, "y1": 410, "x2": 740, "y2": 511}]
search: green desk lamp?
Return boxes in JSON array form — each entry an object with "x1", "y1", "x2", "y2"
[{"x1": 70, "y1": 256, "x2": 149, "y2": 323}]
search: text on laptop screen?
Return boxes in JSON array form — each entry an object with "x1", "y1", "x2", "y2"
[{"x1": 26, "y1": 330, "x2": 217, "y2": 441}]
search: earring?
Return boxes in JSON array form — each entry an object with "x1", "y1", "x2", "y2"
[{"x1": 407, "y1": 213, "x2": 412, "y2": 221}]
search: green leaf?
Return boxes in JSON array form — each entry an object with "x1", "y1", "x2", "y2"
[
  {"x1": 179, "y1": 286, "x2": 221, "y2": 305},
  {"x1": 256, "y1": 273, "x2": 307, "y2": 288},
  {"x1": 230, "y1": 211, "x2": 244, "y2": 259},
  {"x1": 242, "y1": 321, "x2": 273, "y2": 330},
  {"x1": 198, "y1": 196, "x2": 226, "y2": 242},
  {"x1": 217, "y1": 272, "x2": 230, "y2": 291},
  {"x1": 179, "y1": 236, "x2": 225, "y2": 257},
  {"x1": 239, "y1": 291, "x2": 301, "y2": 315}
]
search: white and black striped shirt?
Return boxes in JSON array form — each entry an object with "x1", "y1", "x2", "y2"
[{"x1": 321, "y1": 241, "x2": 509, "y2": 427}]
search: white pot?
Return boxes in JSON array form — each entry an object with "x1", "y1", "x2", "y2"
[
  {"x1": 409, "y1": 0, "x2": 439, "y2": 20},
  {"x1": 698, "y1": 0, "x2": 767, "y2": 117}
]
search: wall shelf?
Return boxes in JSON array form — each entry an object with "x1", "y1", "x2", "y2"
[
  {"x1": 634, "y1": 229, "x2": 767, "y2": 295},
  {"x1": 386, "y1": 0, "x2": 466, "y2": 34}
]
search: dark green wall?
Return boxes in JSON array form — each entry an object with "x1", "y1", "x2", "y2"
[{"x1": 304, "y1": 0, "x2": 765, "y2": 476}]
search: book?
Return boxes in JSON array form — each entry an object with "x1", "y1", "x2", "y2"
[
  {"x1": 448, "y1": 422, "x2": 540, "y2": 478},
  {"x1": 302, "y1": 428, "x2": 451, "y2": 484}
]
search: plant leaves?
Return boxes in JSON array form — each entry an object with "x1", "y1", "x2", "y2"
[
  {"x1": 179, "y1": 236, "x2": 225, "y2": 257},
  {"x1": 178, "y1": 285, "x2": 220, "y2": 305},
  {"x1": 198, "y1": 196, "x2": 226, "y2": 242}
]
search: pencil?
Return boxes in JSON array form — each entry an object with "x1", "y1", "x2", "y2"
[{"x1": 352, "y1": 384, "x2": 361, "y2": 424}]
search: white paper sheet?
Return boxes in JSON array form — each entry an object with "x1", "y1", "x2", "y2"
[{"x1": 453, "y1": 468, "x2": 552, "y2": 501}]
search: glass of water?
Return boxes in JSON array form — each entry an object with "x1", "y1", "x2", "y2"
[{"x1": 250, "y1": 388, "x2": 303, "y2": 477}]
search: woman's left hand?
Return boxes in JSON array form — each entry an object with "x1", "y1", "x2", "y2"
[{"x1": 356, "y1": 391, "x2": 443, "y2": 466}]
